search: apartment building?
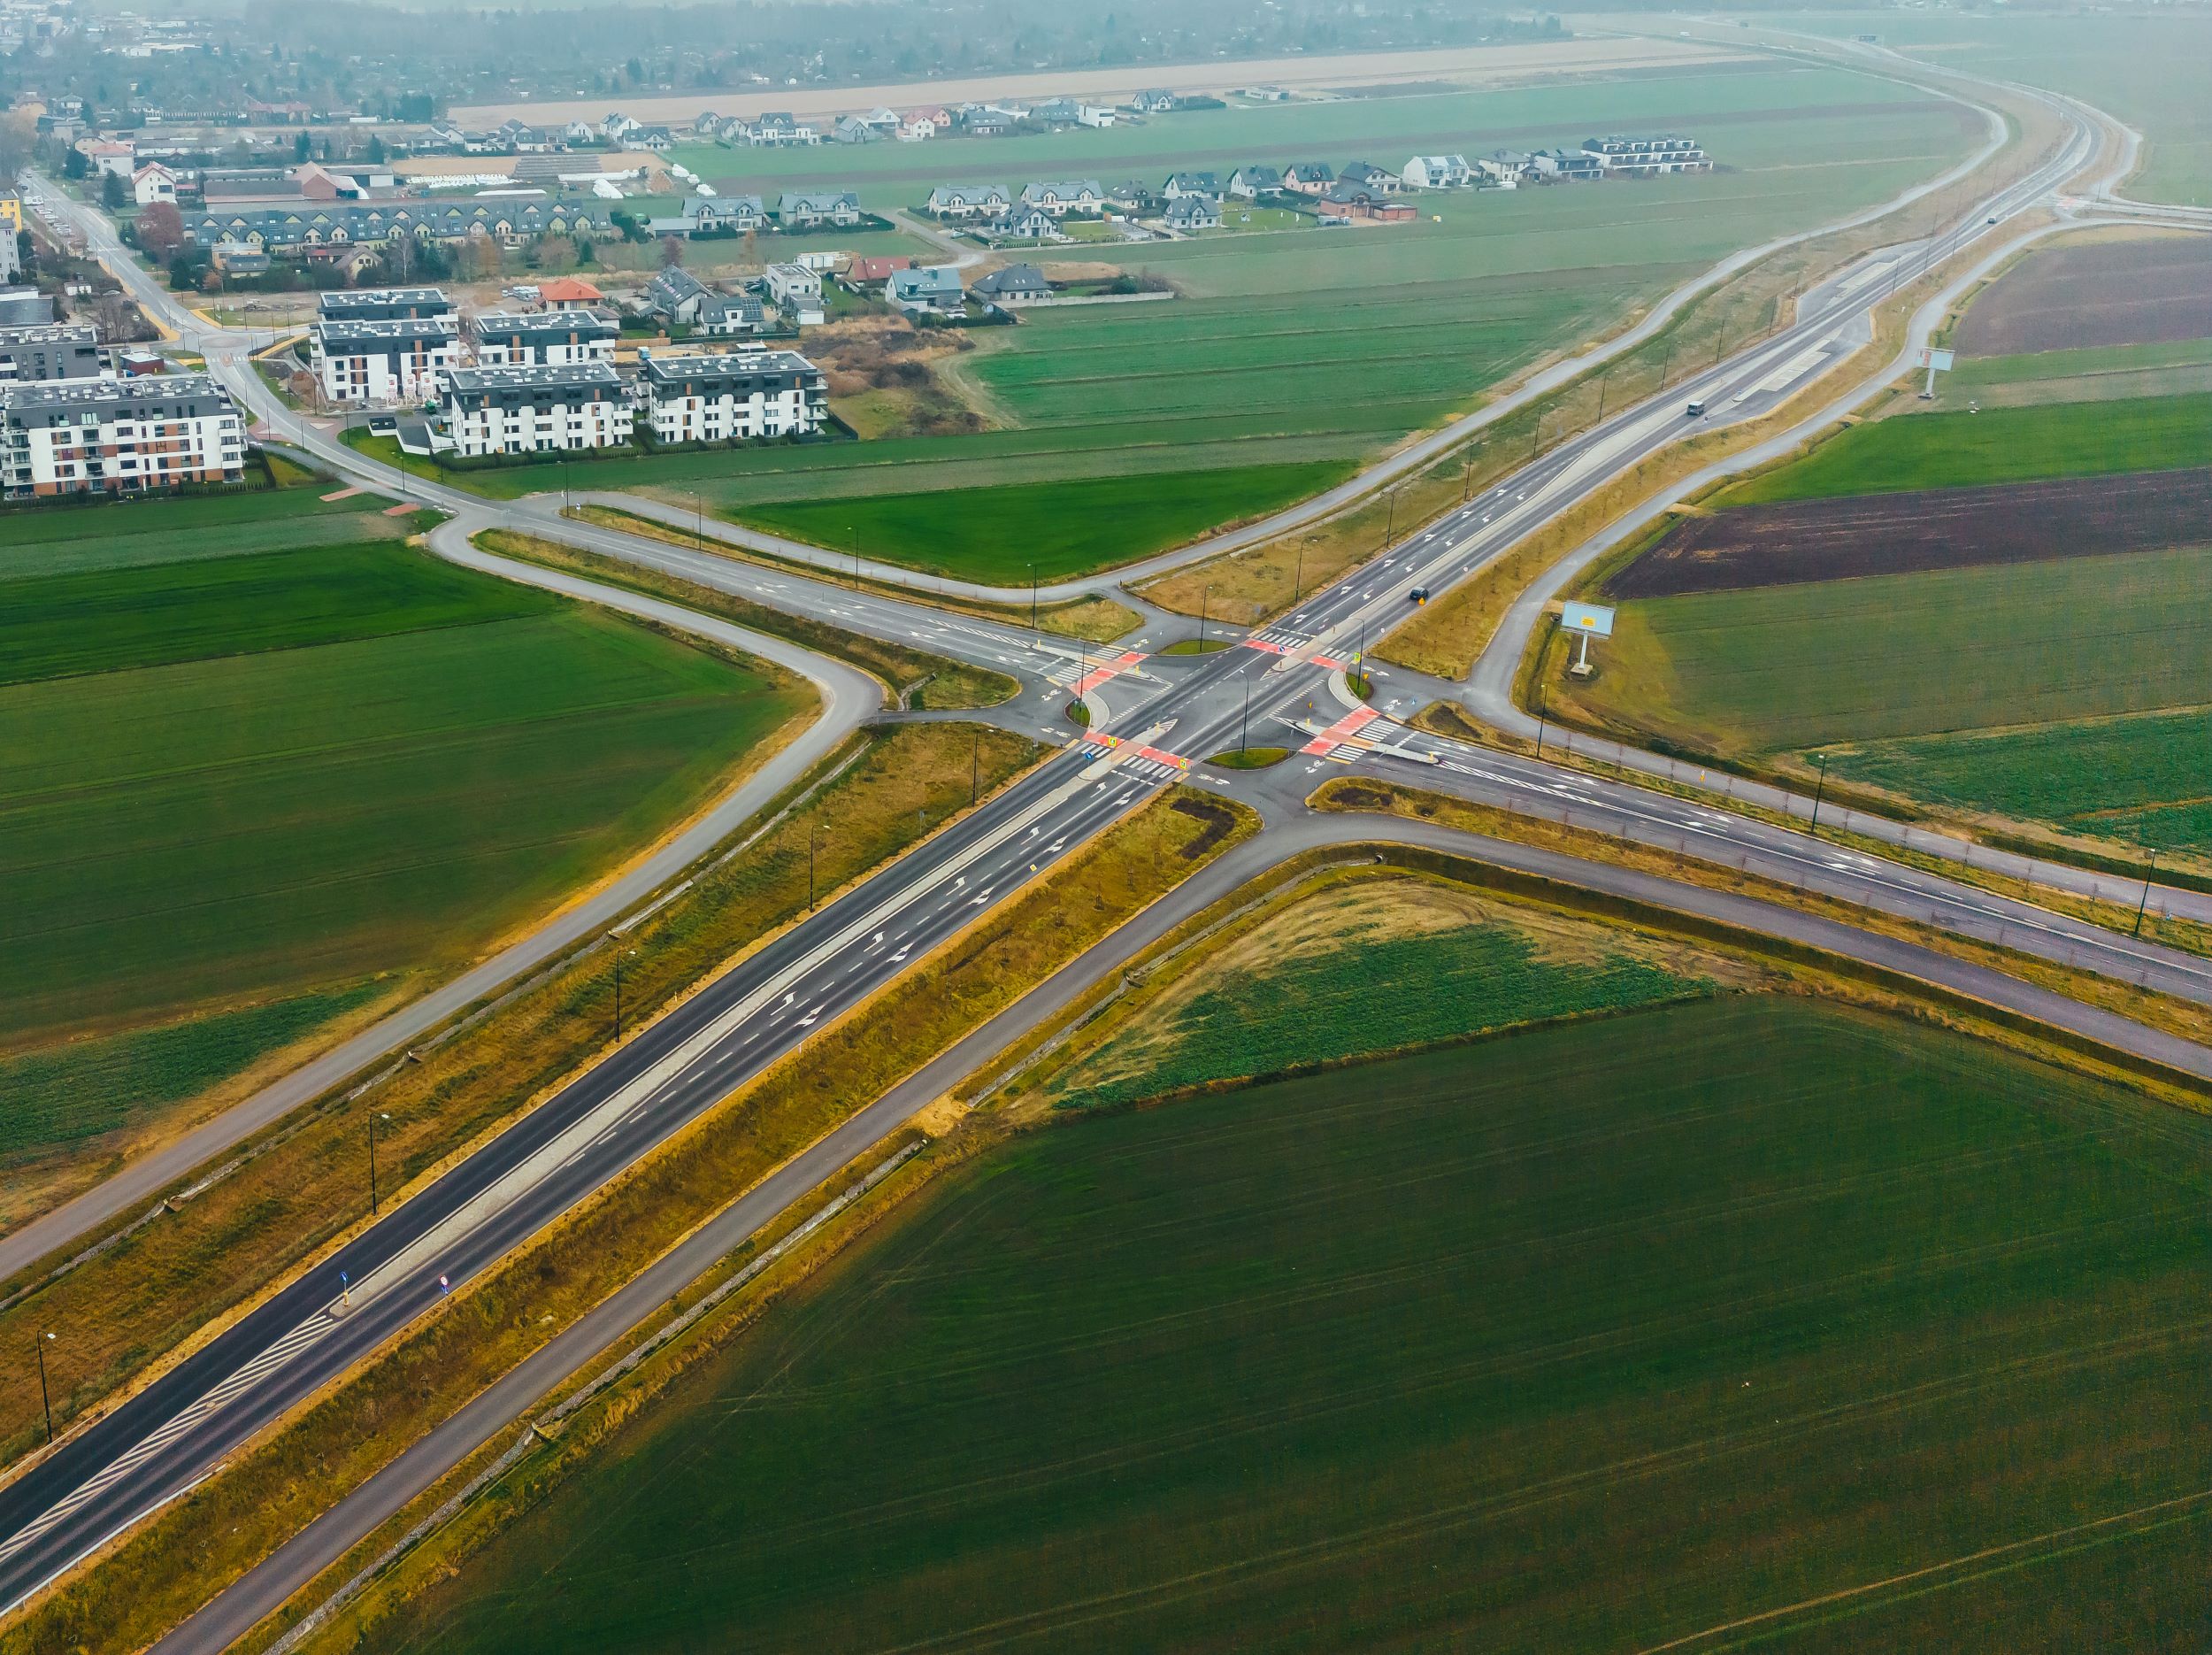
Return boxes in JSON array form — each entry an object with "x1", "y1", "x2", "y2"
[
  {"x1": 310, "y1": 316, "x2": 462, "y2": 403},
  {"x1": 1581, "y1": 135, "x2": 1709, "y2": 176},
  {"x1": 0, "y1": 323, "x2": 102, "y2": 381},
  {"x1": 468, "y1": 309, "x2": 618, "y2": 367},
  {"x1": 637, "y1": 349, "x2": 826, "y2": 446},
  {"x1": 0, "y1": 373, "x2": 244, "y2": 498},
  {"x1": 317, "y1": 287, "x2": 456, "y2": 325},
  {"x1": 440, "y1": 363, "x2": 632, "y2": 457}
]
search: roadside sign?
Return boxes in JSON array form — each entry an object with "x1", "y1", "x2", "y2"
[
  {"x1": 1561, "y1": 602, "x2": 1616, "y2": 639},
  {"x1": 1918, "y1": 347, "x2": 1955, "y2": 372}
]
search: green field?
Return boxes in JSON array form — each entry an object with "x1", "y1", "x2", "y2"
[
  {"x1": 1048, "y1": 885, "x2": 1708, "y2": 1111},
  {"x1": 1933, "y1": 336, "x2": 2212, "y2": 412},
  {"x1": 362, "y1": 997, "x2": 2212, "y2": 1652},
  {"x1": 421, "y1": 64, "x2": 1976, "y2": 577},
  {"x1": 1797, "y1": 10, "x2": 2212, "y2": 204},
  {"x1": 732, "y1": 462, "x2": 1347, "y2": 580},
  {"x1": 0, "y1": 501, "x2": 808, "y2": 1166},
  {"x1": 1724, "y1": 391, "x2": 2212, "y2": 503},
  {"x1": 1824, "y1": 709, "x2": 2212, "y2": 856},
  {"x1": 1589, "y1": 541, "x2": 2212, "y2": 751}
]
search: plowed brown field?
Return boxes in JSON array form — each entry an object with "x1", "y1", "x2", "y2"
[
  {"x1": 1609, "y1": 466, "x2": 2212, "y2": 597},
  {"x1": 1954, "y1": 236, "x2": 2212, "y2": 355}
]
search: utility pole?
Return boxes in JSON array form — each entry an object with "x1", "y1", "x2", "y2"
[
  {"x1": 1462, "y1": 452, "x2": 1474, "y2": 502},
  {"x1": 1292, "y1": 543, "x2": 1304, "y2": 604},
  {"x1": 849, "y1": 527, "x2": 859, "y2": 589},
  {"x1": 1198, "y1": 583, "x2": 1212, "y2": 651},
  {"x1": 612, "y1": 946, "x2": 638, "y2": 1042},
  {"x1": 35, "y1": 1333, "x2": 54, "y2": 1444},
  {"x1": 1240, "y1": 668, "x2": 1252, "y2": 753},
  {"x1": 1384, "y1": 491, "x2": 1397, "y2": 549},
  {"x1": 2135, "y1": 848, "x2": 2159, "y2": 937},
  {"x1": 808, "y1": 820, "x2": 818, "y2": 911},
  {"x1": 1028, "y1": 564, "x2": 1038, "y2": 636},
  {"x1": 1594, "y1": 372, "x2": 1609, "y2": 422},
  {"x1": 369, "y1": 1111, "x2": 391, "y2": 1215},
  {"x1": 970, "y1": 730, "x2": 979, "y2": 806},
  {"x1": 1808, "y1": 752, "x2": 1830, "y2": 835},
  {"x1": 1535, "y1": 682, "x2": 1548, "y2": 758},
  {"x1": 1656, "y1": 336, "x2": 1674, "y2": 393}
]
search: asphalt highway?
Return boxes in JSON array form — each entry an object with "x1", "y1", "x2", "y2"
[{"x1": 0, "y1": 53, "x2": 2187, "y2": 1643}]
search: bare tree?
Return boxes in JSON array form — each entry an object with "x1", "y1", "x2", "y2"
[
  {"x1": 136, "y1": 201, "x2": 186, "y2": 259},
  {"x1": 658, "y1": 234, "x2": 684, "y2": 269}
]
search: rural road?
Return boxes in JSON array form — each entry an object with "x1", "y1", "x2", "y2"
[{"x1": 1, "y1": 42, "x2": 2193, "y2": 1649}]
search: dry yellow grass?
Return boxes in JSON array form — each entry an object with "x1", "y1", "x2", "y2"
[{"x1": 10, "y1": 786, "x2": 1256, "y2": 1655}]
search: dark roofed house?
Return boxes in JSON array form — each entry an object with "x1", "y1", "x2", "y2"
[
  {"x1": 1161, "y1": 171, "x2": 1219, "y2": 200},
  {"x1": 1227, "y1": 166, "x2": 1282, "y2": 198},
  {"x1": 1282, "y1": 162, "x2": 1335, "y2": 195},
  {"x1": 640, "y1": 266, "x2": 710, "y2": 326},
  {"x1": 972, "y1": 263, "x2": 1053, "y2": 306},
  {"x1": 777, "y1": 189, "x2": 861, "y2": 228},
  {"x1": 1163, "y1": 193, "x2": 1222, "y2": 231}
]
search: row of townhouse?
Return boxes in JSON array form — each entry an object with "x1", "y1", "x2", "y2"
[
  {"x1": 188, "y1": 196, "x2": 619, "y2": 253},
  {"x1": 0, "y1": 373, "x2": 245, "y2": 499},
  {"x1": 436, "y1": 350, "x2": 826, "y2": 458},
  {"x1": 642, "y1": 189, "x2": 863, "y2": 239}
]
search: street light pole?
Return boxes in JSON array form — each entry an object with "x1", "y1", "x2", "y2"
[
  {"x1": 1808, "y1": 752, "x2": 1830, "y2": 835},
  {"x1": 850, "y1": 526, "x2": 859, "y2": 589},
  {"x1": 1198, "y1": 583, "x2": 1211, "y2": 651},
  {"x1": 808, "y1": 820, "x2": 818, "y2": 911},
  {"x1": 369, "y1": 1111, "x2": 391, "y2": 1215},
  {"x1": 1240, "y1": 668, "x2": 1252, "y2": 753},
  {"x1": 35, "y1": 1332, "x2": 54, "y2": 1444},
  {"x1": 2134, "y1": 848, "x2": 2159, "y2": 937},
  {"x1": 970, "y1": 730, "x2": 979, "y2": 806}
]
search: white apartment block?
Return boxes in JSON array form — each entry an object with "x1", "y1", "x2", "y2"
[
  {"x1": 638, "y1": 349, "x2": 826, "y2": 445},
  {"x1": 761, "y1": 262, "x2": 823, "y2": 307},
  {"x1": 468, "y1": 309, "x2": 619, "y2": 367},
  {"x1": 310, "y1": 316, "x2": 461, "y2": 404},
  {"x1": 440, "y1": 363, "x2": 632, "y2": 458},
  {"x1": 1, "y1": 373, "x2": 245, "y2": 498}
]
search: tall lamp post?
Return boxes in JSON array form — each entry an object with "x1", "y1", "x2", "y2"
[
  {"x1": 1197, "y1": 583, "x2": 1212, "y2": 652},
  {"x1": 369, "y1": 1111, "x2": 392, "y2": 1215},
  {"x1": 35, "y1": 1332, "x2": 55, "y2": 1444}
]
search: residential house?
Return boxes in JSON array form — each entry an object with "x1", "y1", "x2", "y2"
[
  {"x1": 80, "y1": 139, "x2": 136, "y2": 177},
  {"x1": 1078, "y1": 104, "x2": 1118, "y2": 129},
  {"x1": 637, "y1": 349, "x2": 826, "y2": 443},
  {"x1": 744, "y1": 112, "x2": 818, "y2": 147},
  {"x1": 925, "y1": 182, "x2": 1011, "y2": 219},
  {"x1": 887, "y1": 265, "x2": 965, "y2": 315},
  {"x1": 130, "y1": 162, "x2": 179, "y2": 206},
  {"x1": 697, "y1": 292, "x2": 769, "y2": 336},
  {"x1": 963, "y1": 110, "x2": 1014, "y2": 138},
  {"x1": 0, "y1": 374, "x2": 243, "y2": 498},
  {"x1": 1337, "y1": 161, "x2": 1401, "y2": 195},
  {"x1": 1281, "y1": 162, "x2": 1335, "y2": 196},
  {"x1": 1401, "y1": 154, "x2": 1471, "y2": 189},
  {"x1": 898, "y1": 109, "x2": 944, "y2": 142},
  {"x1": 1476, "y1": 150, "x2": 1533, "y2": 186},
  {"x1": 639, "y1": 266, "x2": 711, "y2": 327},
  {"x1": 861, "y1": 107, "x2": 902, "y2": 134},
  {"x1": 1018, "y1": 180, "x2": 1103, "y2": 217},
  {"x1": 1318, "y1": 185, "x2": 1415, "y2": 222},
  {"x1": 777, "y1": 189, "x2": 862, "y2": 228},
  {"x1": 1581, "y1": 135, "x2": 1709, "y2": 176},
  {"x1": 1161, "y1": 171, "x2": 1219, "y2": 200},
  {"x1": 1163, "y1": 194, "x2": 1222, "y2": 231},
  {"x1": 601, "y1": 112, "x2": 640, "y2": 142},
  {"x1": 468, "y1": 309, "x2": 618, "y2": 367},
  {"x1": 1226, "y1": 165, "x2": 1282, "y2": 199},
  {"x1": 210, "y1": 240, "x2": 270, "y2": 277},
  {"x1": 188, "y1": 196, "x2": 616, "y2": 252},
  {"x1": 645, "y1": 194, "x2": 762, "y2": 237},
  {"x1": 440, "y1": 363, "x2": 631, "y2": 457},
  {"x1": 629, "y1": 126, "x2": 676, "y2": 153},
  {"x1": 986, "y1": 204, "x2": 1065, "y2": 242},
  {"x1": 1033, "y1": 97, "x2": 1083, "y2": 130},
  {"x1": 972, "y1": 263, "x2": 1052, "y2": 306},
  {"x1": 538, "y1": 276, "x2": 606, "y2": 309},
  {"x1": 1130, "y1": 89, "x2": 1178, "y2": 114},
  {"x1": 564, "y1": 119, "x2": 598, "y2": 145},
  {"x1": 846, "y1": 255, "x2": 912, "y2": 288},
  {"x1": 310, "y1": 316, "x2": 461, "y2": 404},
  {"x1": 763, "y1": 262, "x2": 823, "y2": 308},
  {"x1": 1530, "y1": 148, "x2": 1603, "y2": 182},
  {"x1": 832, "y1": 115, "x2": 878, "y2": 145}
]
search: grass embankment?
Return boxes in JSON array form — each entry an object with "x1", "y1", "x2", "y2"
[
  {"x1": 1309, "y1": 775, "x2": 2212, "y2": 1059},
  {"x1": 18, "y1": 783, "x2": 1253, "y2": 1655},
  {"x1": 1130, "y1": 81, "x2": 2069, "y2": 633},
  {"x1": 1723, "y1": 389, "x2": 2212, "y2": 502},
  {"x1": 730, "y1": 463, "x2": 1348, "y2": 584},
  {"x1": 0, "y1": 722, "x2": 1041, "y2": 1473},
  {"x1": 1206, "y1": 745, "x2": 1287, "y2": 769},
  {"x1": 568, "y1": 504, "x2": 1141, "y2": 644},
  {"x1": 345, "y1": 993, "x2": 2212, "y2": 1654},
  {"x1": 473, "y1": 529, "x2": 1016, "y2": 710}
]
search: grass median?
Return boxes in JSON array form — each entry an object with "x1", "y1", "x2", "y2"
[
  {"x1": 12, "y1": 782, "x2": 1255, "y2": 1655},
  {"x1": 0, "y1": 721, "x2": 1042, "y2": 1477},
  {"x1": 473, "y1": 528, "x2": 1017, "y2": 710}
]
